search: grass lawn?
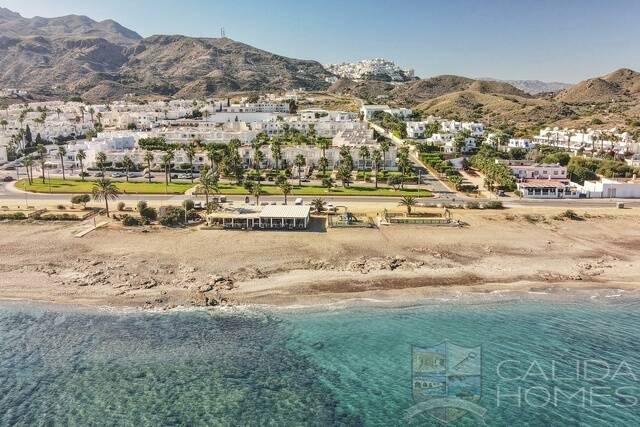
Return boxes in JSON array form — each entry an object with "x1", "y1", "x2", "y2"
[
  {"x1": 17, "y1": 178, "x2": 194, "y2": 194},
  {"x1": 17, "y1": 178, "x2": 432, "y2": 197}
]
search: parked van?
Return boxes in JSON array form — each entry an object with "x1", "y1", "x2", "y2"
[{"x1": 294, "y1": 198, "x2": 303, "y2": 205}]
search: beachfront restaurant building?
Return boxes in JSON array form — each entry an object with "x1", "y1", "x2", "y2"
[{"x1": 207, "y1": 205, "x2": 311, "y2": 230}]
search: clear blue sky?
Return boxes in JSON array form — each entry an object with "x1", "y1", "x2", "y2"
[{"x1": 2, "y1": 0, "x2": 639, "y2": 83}]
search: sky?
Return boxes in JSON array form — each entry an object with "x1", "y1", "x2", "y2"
[{"x1": 2, "y1": 0, "x2": 639, "y2": 83}]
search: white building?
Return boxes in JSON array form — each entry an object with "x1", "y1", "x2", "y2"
[
  {"x1": 516, "y1": 179, "x2": 580, "y2": 199},
  {"x1": 580, "y1": 176, "x2": 640, "y2": 198},
  {"x1": 508, "y1": 138, "x2": 536, "y2": 150},
  {"x1": 499, "y1": 160, "x2": 567, "y2": 180}
]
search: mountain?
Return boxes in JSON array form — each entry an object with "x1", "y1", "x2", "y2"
[
  {"x1": 554, "y1": 68, "x2": 640, "y2": 103},
  {"x1": 0, "y1": 8, "x2": 333, "y2": 101},
  {"x1": 479, "y1": 78, "x2": 572, "y2": 95}
]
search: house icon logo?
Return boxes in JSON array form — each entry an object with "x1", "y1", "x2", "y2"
[{"x1": 406, "y1": 340, "x2": 486, "y2": 424}]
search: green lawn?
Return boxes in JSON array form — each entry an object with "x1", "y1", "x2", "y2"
[
  {"x1": 17, "y1": 179, "x2": 194, "y2": 194},
  {"x1": 17, "y1": 178, "x2": 432, "y2": 197}
]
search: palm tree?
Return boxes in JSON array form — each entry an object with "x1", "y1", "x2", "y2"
[
  {"x1": 565, "y1": 131, "x2": 574, "y2": 151},
  {"x1": 380, "y1": 140, "x2": 390, "y2": 171},
  {"x1": 198, "y1": 167, "x2": 219, "y2": 210},
  {"x1": 122, "y1": 155, "x2": 134, "y2": 182},
  {"x1": 58, "y1": 146, "x2": 67, "y2": 180},
  {"x1": 79, "y1": 105, "x2": 85, "y2": 123},
  {"x1": 92, "y1": 178, "x2": 120, "y2": 217},
  {"x1": 96, "y1": 112, "x2": 103, "y2": 126},
  {"x1": 88, "y1": 107, "x2": 95, "y2": 123},
  {"x1": 206, "y1": 145, "x2": 221, "y2": 169},
  {"x1": 371, "y1": 148, "x2": 382, "y2": 189},
  {"x1": 22, "y1": 155, "x2": 34, "y2": 185},
  {"x1": 311, "y1": 198, "x2": 326, "y2": 213},
  {"x1": 96, "y1": 151, "x2": 107, "y2": 175},
  {"x1": 143, "y1": 151, "x2": 154, "y2": 183},
  {"x1": 252, "y1": 147, "x2": 264, "y2": 173},
  {"x1": 317, "y1": 138, "x2": 330, "y2": 158},
  {"x1": 294, "y1": 154, "x2": 306, "y2": 186},
  {"x1": 252, "y1": 181, "x2": 262, "y2": 205},
  {"x1": 36, "y1": 144, "x2": 47, "y2": 183},
  {"x1": 279, "y1": 181, "x2": 292, "y2": 204},
  {"x1": 399, "y1": 196, "x2": 417, "y2": 215},
  {"x1": 271, "y1": 140, "x2": 282, "y2": 172},
  {"x1": 161, "y1": 151, "x2": 174, "y2": 193},
  {"x1": 185, "y1": 143, "x2": 196, "y2": 183},
  {"x1": 318, "y1": 156, "x2": 329, "y2": 177},
  {"x1": 358, "y1": 145, "x2": 370, "y2": 171},
  {"x1": 55, "y1": 108, "x2": 62, "y2": 120},
  {"x1": 0, "y1": 119, "x2": 6, "y2": 130},
  {"x1": 77, "y1": 149, "x2": 86, "y2": 181}
]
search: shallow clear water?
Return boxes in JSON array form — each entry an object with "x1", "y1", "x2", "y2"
[{"x1": 1, "y1": 299, "x2": 639, "y2": 426}]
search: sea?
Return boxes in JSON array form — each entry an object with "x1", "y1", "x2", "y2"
[{"x1": 1, "y1": 295, "x2": 639, "y2": 426}]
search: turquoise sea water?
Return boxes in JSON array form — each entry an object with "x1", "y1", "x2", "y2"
[{"x1": 1, "y1": 298, "x2": 639, "y2": 426}]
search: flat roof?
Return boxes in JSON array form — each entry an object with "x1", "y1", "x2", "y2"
[
  {"x1": 259, "y1": 205, "x2": 311, "y2": 219},
  {"x1": 518, "y1": 179, "x2": 572, "y2": 189}
]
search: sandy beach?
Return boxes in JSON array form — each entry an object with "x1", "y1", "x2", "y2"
[{"x1": 1, "y1": 206, "x2": 640, "y2": 310}]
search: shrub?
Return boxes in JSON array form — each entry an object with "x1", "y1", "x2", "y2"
[
  {"x1": 71, "y1": 194, "x2": 91, "y2": 208},
  {"x1": 139, "y1": 206, "x2": 157, "y2": 221},
  {"x1": 136, "y1": 200, "x2": 148, "y2": 212},
  {"x1": 553, "y1": 209, "x2": 582, "y2": 221},
  {"x1": 483, "y1": 201, "x2": 504, "y2": 209},
  {"x1": 159, "y1": 206, "x2": 186, "y2": 227},
  {"x1": 117, "y1": 201, "x2": 126, "y2": 211},
  {"x1": 39, "y1": 213, "x2": 80, "y2": 221},
  {"x1": 182, "y1": 199, "x2": 195, "y2": 211},
  {"x1": 56, "y1": 204, "x2": 66, "y2": 210},
  {"x1": 122, "y1": 214, "x2": 141, "y2": 226},
  {"x1": 465, "y1": 201, "x2": 481, "y2": 209},
  {"x1": 0, "y1": 212, "x2": 27, "y2": 220}
]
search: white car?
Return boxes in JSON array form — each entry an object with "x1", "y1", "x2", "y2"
[{"x1": 294, "y1": 198, "x2": 303, "y2": 205}]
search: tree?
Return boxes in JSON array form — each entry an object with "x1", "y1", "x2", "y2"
[
  {"x1": 36, "y1": 144, "x2": 47, "y2": 183},
  {"x1": 77, "y1": 149, "x2": 86, "y2": 181},
  {"x1": 71, "y1": 194, "x2": 91, "y2": 209},
  {"x1": 0, "y1": 119, "x2": 6, "y2": 130},
  {"x1": 79, "y1": 105, "x2": 85, "y2": 123},
  {"x1": 161, "y1": 151, "x2": 174, "y2": 192},
  {"x1": 294, "y1": 154, "x2": 306, "y2": 186},
  {"x1": 92, "y1": 153, "x2": 106, "y2": 177},
  {"x1": 271, "y1": 140, "x2": 283, "y2": 172},
  {"x1": 57, "y1": 146, "x2": 67, "y2": 180},
  {"x1": 358, "y1": 145, "x2": 370, "y2": 170},
  {"x1": 206, "y1": 145, "x2": 221, "y2": 169},
  {"x1": 122, "y1": 155, "x2": 134, "y2": 182},
  {"x1": 143, "y1": 151, "x2": 154, "y2": 183},
  {"x1": 371, "y1": 149, "x2": 382, "y2": 189},
  {"x1": 24, "y1": 125, "x2": 33, "y2": 146},
  {"x1": 399, "y1": 196, "x2": 417, "y2": 215},
  {"x1": 397, "y1": 146, "x2": 411, "y2": 177},
  {"x1": 253, "y1": 148, "x2": 265, "y2": 173},
  {"x1": 88, "y1": 107, "x2": 95, "y2": 123},
  {"x1": 252, "y1": 181, "x2": 263, "y2": 205},
  {"x1": 318, "y1": 156, "x2": 329, "y2": 177},
  {"x1": 92, "y1": 179, "x2": 120, "y2": 217},
  {"x1": 380, "y1": 140, "x2": 390, "y2": 171},
  {"x1": 311, "y1": 198, "x2": 326, "y2": 213},
  {"x1": 22, "y1": 155, "x2": 34, "y2": 184},
  {"x1": 279, "y1": 180, "x2": 292, "y2": 204},
  {"x1": 55, "y1": 108, "x2": 62, "y2": 120},
  {"x1": 198, "y1": 167, "x2": 219, "y2": 209},
  {"x1": 317, "y1": 138, "x2": 330, "y2": 158},
  {"x1": 185, "y1": 142, "x2": 196, "y2": 183}
]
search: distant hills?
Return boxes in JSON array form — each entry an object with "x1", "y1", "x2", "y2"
[
  {"x1": 477, "y1": 78, "x2": 572, "y2": 95},
  {"x1": 1, "y1": 7, "x2": 639, "y2": 131},
  {"x1": 0, "y1": 7, "x2": 333, "y2": 101}
]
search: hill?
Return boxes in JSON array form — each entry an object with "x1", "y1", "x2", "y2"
[
  {"x1": 554, "y1": 68, "x2": 640, "y2": 103},
  {"x1": 479, "y1": 78, "x2": 572, "y2": 94},
  {"x1": 0, "y1": 8, "x2": 333, "y2": 101}
]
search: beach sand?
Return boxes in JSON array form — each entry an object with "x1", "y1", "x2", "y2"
[{"x1": 1, "y1": 206, "x2": 640, "y2": 309}]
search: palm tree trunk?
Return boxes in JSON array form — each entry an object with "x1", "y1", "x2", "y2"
[
  {"x1": 190, "y1": 162, "x2": 194, "y2": 183},
  {"x1": 298, "y1": 167, "x2": 302, "y2": 186},
  {"x1": 147, "y1": 161, "x2": 152, "y2": 183},
  {"x1": 41, "y1": 164, "x2": 45, "y2": 183},
  {"x1": 374, "y1": 167, "x2": 378, "y2": 189},
  {"x1": 104, "y1": 199, "x2": 109, "y2": 217},
  {"x1": 80, "y1": 160, "x2": 84, "y2": 181},
  {"x1": 60, "y1": 156, "x2": 65, "y2": 180}
]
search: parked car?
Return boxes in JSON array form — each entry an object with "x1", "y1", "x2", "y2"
[
  {"x1": 127, "y1": 172, "x2": 143, "y2": 178},
  {"x1": 294, "y1": 198, "x2": 303, "y2": 205},
  {"x1": 300, "y1": 178, "x2": 311, "y2": 183},
  {"x1": 111, "y1": 172, "x2": 126, "y2": 178},
  {"x1": 3, "y1": 176, "x2": 14, "y2": 182},
  {"x1": 94, "y1": 172, "x2": 104, "y2": 177}
]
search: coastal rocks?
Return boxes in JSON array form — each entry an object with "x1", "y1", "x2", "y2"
[{"x1": 345, "y1": 256, "x2": 424, "y2": 274}]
